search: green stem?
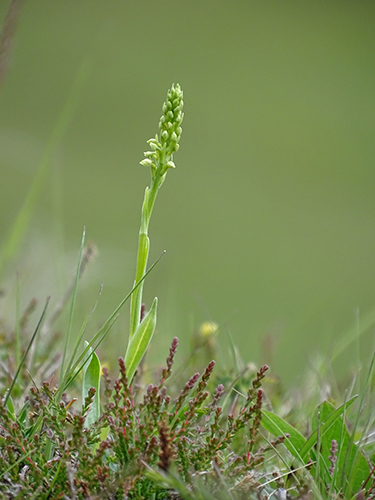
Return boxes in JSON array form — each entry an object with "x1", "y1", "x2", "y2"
[
  {"x1": 128, "y1": 83, "x2": 183, "y2": 339},
  {"x1": 130, "y1": 177, "x2": 162, "y2": 337}
]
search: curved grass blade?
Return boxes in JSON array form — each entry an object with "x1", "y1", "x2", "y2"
[
  {"x1": 299, "y1": 395, "x2": 357, "y2": 460},
  {"x1": 62, "y1": 312, "x2": 118, "y2": 393},
  {"x1": 261, "y1": 409, "x2": 306, "y2": 462},
  {"x1": 62, "y1": 251, "x2": 165, "y2": 392},
  {"x1": 3, "y1": 297, "x2": 50, "y2": 407},
  {"x1": 0, "y1": 60, "x2": 92, "y2": 276},
  {"x1": 311, "y1": 399, "x2": 369, "y2": 496},
  {"x1": 57, "y1": 283, "x2": 103, "y2": 400},
  {"x1": 331, "y1": 308, "x2": 375, "y2": 364},
  {"x1": 343, "y1": 352, "x2": 375, "y2": 496},
  {"x1": 59, "y1": 226, "x2": 86, "y2": 384},
  {"x1": 82, "y1": 343, "x2": 101, "y2": 428}
]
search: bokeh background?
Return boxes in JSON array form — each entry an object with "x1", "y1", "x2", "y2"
[{"x1": 1, "y1": 1, "x2": 375, "y2": 387}]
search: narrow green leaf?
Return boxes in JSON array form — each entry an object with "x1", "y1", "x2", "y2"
[
  {"x1": 4, "y1": 297, "x2": 50, "y2": 407},
  {"x1": 62, "y1": 253, "x2": 165, "y2": 393},
  {"x1": 299, "y1": 395, "x2": 357, "y2": 460},
  {"x1": 58, "y1": 283, "x2": 103, "y2": 400},
  {"x1": 125, "y1": 297, "x2": 158, "y2": 383},
  {"x1": 311, "y1": 400, "x2": 369, "y2": 496},
  {"x1": 0, "y1": 60, "x2": 92, "y2": 276},
  {"x1": 262, "y1": 409, "x2": 306, "y2": 461},
  {"x1": 344, "y1": 351, "x2": 375, "y2": 496},
  {"x1": 82, "y1": 344, "x2": 101, "y2": 428},
  {"x1": 60, "y1": 227, "x2": 86, "y2": 385},
  {"x1": 6, "y1": 397, "x2": 15, "y2": 418}
]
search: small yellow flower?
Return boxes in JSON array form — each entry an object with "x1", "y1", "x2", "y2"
[{"x1": 199, "y1": 321, "x2": 219, "y2": 337}]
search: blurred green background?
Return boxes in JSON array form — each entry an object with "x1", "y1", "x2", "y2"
[{"x1": 1, "y1": 1, "x2": 375, "y2": 386}]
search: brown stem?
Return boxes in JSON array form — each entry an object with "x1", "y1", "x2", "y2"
[{"x1": 0, "y1": 0, "x2": 24, "y2": 87}]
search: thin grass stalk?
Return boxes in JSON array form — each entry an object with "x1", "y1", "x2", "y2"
[
  {"x1": 15, "y1": 274, "x2": 21, "y2": 367},
  {"x1": 3, "y1": 297, "x2": 50, "y2": 407},
  {"x1": 59, "y1": 227, "x2": 86, "y2": 385},
  {"x1": 342, "y1": 351, "x2": 375, "y2": 495},
  {"x1": 59, "y1": 251, "x2": 165, "y2": 396},
  {"x1": 0, "y1": 60, "x2": 92, "y2": 276}
]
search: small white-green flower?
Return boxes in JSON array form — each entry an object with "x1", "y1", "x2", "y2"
[{"x1": 140, "y1": 84, "x2": 184, "y2": 181}]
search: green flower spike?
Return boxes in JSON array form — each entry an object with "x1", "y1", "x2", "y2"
[
  {"x1": 129, "y1": 84, "x2": 184, "y2": 343},
  {"x1": 140, "y1": 83, "x2": 184, "y2": 181}
]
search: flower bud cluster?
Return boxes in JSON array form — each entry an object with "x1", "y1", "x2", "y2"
[
  {"x1": 159, "y1": 83, "x2": 184, "y2": 154},
  {"x1": 140, "y1": 84, "x2": 184, "y2": 180}
]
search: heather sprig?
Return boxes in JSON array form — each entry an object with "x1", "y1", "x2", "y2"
[
  {"x1": 4, "y1": 326, "x2": 369, "y2": 499},
  {"x1": 159, "y1": 336, "x2": 179, "y2": 388},
  {"x1": 99, "y1": 340, "x2": 277, "y2": 497},
  {"x1": 223, "y1": 365, "x2": 269, "y2": 449}
]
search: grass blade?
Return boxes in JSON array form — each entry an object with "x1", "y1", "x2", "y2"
[
  {"x1": 261, "y1": 409, "x2": 306, "y2": 462},
  {"x1": 299, "y1": 395, "x2": 357, "y2": 460},
  {"x1": 59, "y1": 227, "x2": 86, "y2": 384},
  {"x1": 0, "y1": 60, "x2": 92, "y2": 276},
  {"x1": 61, "y1": 252, "x2": 165, "y2": 393},
  {"x1": 3, "y1": 297, "x2": 50, "y2": 406},
  {"x1": 311, "y1": 399, "x2": 370, "y2": 496},
  {"x1": 82, "y1": 343, "x2": 101, "y2": 427}
]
